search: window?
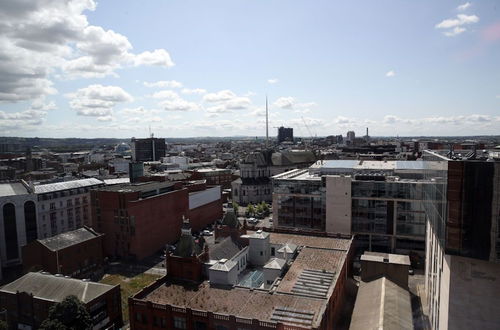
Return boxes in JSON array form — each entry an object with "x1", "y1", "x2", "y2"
[
  {"x1": 173, "y1": 317, "x2": 186, "y2": 329},
  {"x1": 215, "y1": 325, "x2": 228, "y2": 330},
  {"x1": 271, "y1": 247, "x2": 275, "y2": 256},
  {"x1": 50, "y1": 202, "x2": 55, "y2": 210},
  {"x1": 194, "y1": 321, "x2": 207, "y2": 330},
  {"x1": 260, "y1": 251, "x2": 263, "y2": 256}
]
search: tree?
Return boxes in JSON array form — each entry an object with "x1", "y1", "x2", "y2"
[
  {"x1": 0, "y1": 320, "x2": 7, "y2": 330},
  {"x1": 247, "y1": 204, "x2": 255, "y2": 216},
  {"x1": 232, "y1": 201, "x2": 239, "y2": 215},
  {"x1": 260, "y1": 202, "x2": 270, "y2": 215},
  {"x1": 39, "y1": 295, "x2": 92, "y2": 330}
]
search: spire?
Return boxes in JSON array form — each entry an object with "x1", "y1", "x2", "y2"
[{"x1": 266, "y1": 95, "x2": 269, "y2": 148}]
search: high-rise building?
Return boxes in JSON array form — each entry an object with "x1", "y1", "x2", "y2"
[
  {"x1": 131, "y1": 137, "x2": 166, "y2": 162},
  {"x1": 346, "y1": 131, "x2": 356, "y2": 144},
  {"x1": 277, "y1": 126, "x2": 293, "y2": 143},
  {"x1": 422, "y1": 150, "x2": 500, "y2": 330}
]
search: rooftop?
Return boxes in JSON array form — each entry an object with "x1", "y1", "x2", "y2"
[
  {"x1": 0, "y1": 272, "x2": 116, "y2": 304},
  {"x1": 0, "y1": 182, "x2": 30, "y2": 197},
  {"x1": 96, "y1": 181, "x2": 175, "y2": 193},
  {"x1": 38, "y1": 227, "x2": 101, "y2": 251},
  {"x1": 361, "y1": 251, "x2": 411, "y2": 266},
  {"x1": 133, "y1": 232, "x2": 352, "y2": 328},
  {"x1": 310, "y1": 160, "x2": 425, "y2": 172},
  {"x1": 34, "y1": 178, "x2": 103, "y2": 194},
  {"x1": 349, "y1": 277, "x2": 413, "y2": 330}
]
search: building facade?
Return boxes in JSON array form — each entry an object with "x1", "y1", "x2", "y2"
[
  {"x1": 22, "y1": 226, "x2": 104, "y2": 278},
  {"x1": 91, "y1": 181, "x2": 222, "y2": 260},
  {"x1": 277, "y1": 126, "x2": 293, "y2": 144},
  {"x1": 0, "y1": 182, "x2": 37, "y2": 269},
  {"x1": 272, "y1": 160, "x2": 428, "y2": 256},
  {"x1": 131, "y1": 137, "x2": 166, "y2": 162},
  {"x1": 232, "y1": 150, "x2": 316, "y2": 205},
  {"x1": 34, "y1": 178, "x2": 104, "y2": 239},
  {"x1": 422, "y1": 151, "x2": 500, "y2": 330}
]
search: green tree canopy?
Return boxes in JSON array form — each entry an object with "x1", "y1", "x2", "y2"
[{"x1": 39, "y1": 295, "x2": 92, "y2": 330}]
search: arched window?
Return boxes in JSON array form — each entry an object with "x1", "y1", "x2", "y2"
[
  {"x1": 3, "y1": 203, "x2": 19, "y2": 260},
  {"x1": 24, "y1": 201, "x2": 37, "y2": 243}
]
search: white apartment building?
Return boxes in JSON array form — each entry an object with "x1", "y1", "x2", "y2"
[{"x1": 34, "y1": 178, "x2": 104, "y2": 238}]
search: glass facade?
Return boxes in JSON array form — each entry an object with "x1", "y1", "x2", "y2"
[{"x1": 273, "y1": 176, "x2": 325, "y2": 230}]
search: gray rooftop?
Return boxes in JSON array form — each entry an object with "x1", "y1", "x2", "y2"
[
  {"x1": 38, "y1": 227, "x2": 100, "y2": 251},
  {"x1": 34, "y1": 178, "x2": 103, "y2": 194},
  {"x1": 0, "y1": 272, "x2": 116, "y2": 304},
  {"x1": 96, "y1": 181, "x2": 174, "y2": 193},
  {"x1": 361, "y1": 252, "x2": 411, "y2": 266},
  {"x1": 210, "y1": 259, "x2": 237, "y2": 272},
  {"x1": 349, "y1": 277, "x2": 413, "y2": 330},
  {"x1": 0, "y1": 182, "x2": 30, "y2": 197}
]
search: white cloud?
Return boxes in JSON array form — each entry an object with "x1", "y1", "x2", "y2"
[
  {"x1": 385, "y1": 70, "x2": 396, "y2": 77},
  {"x1": 121, "y1": 106, "x2": 161, "y2": 116},
  {"x1": 273, "y1": 96, "x2": 295, "y2": 109},
  {"x1": 202, "y1": 89, "x2": 252, "y2": 113},
  {"x1": 268, "y1": 78, "x2": 279, "y2": 84},
  {"x1": 203, "y1": 90, "x2": 237, "y2": 102},
  {"x1": 435, "y1": 14, "x2": 479, "y2": 37},
  {"x1": 457, "y1": 2, "x2": 471, "y2": 11},
  {"x1": 0, "y1": 0, "x2": 175, "y2": 101},
  {"x1": 67, "y1": 84, "x2": 133, "y2": 119},
  {"x1": 133, "y1": 49, "x2": 174, "y2": 67},
  {"x1": 152, "y1": 90, "x2": 179, "y2": 99},
  {"x1": 144, "y1": 80, "x2": 183, "y2": 88},
  {"x1": 159, "y1": 98, "x2": 200, "y2": 112},
  {"x1": 181, "y1": 88, "x2": 207, "y2": 95}
]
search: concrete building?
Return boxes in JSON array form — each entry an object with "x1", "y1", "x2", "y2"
[
  {"x1": 91, "y1": 181, "x2": 222, "y2": 260},
  {"x1": 0, "y1": 272, "x2": 122, "y2": 329},
  {"x1": 346, "y1": 131, "x2": 356, "y2": 145},
  {"x1": 131, "y1": 137, "x2": 166, "y2": 162},
  {"x1": 129, "y1": 231, "x2": 353, "y2": 330},
  {"x1": 359, "y1": 251, "x2": 410, "y2": 289},
  {"x1": 277, "y1": 126, "x2": 293, "y2": 144},
  {"x1": 272, "y1": 160, "x2": 428, "y2": 256},
  {"x1": 34, "y1": 178, "x2": 104, "y2": 238},
  {"x1": 22, "y1": 226, "x2": 104, "y2": 278},
  {"x1": 422, "y1": 150, "x2": 500, "y2": 330},
  {"x1": 0, "y1": 182, "x2": 37, "y2": 269}
]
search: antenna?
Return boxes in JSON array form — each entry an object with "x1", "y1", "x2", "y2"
[{"x1": 266, "y1": 95, "x2": 269, "y2": 149}]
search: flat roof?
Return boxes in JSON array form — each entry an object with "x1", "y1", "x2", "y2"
[
  {"x1": 310, "y1": 160, "x2": 425, "y2": 172},
  {"x1": 134, "y1": 232, "x2": 352, "y2": 328},
  {"x1": 361, "y1": 252, "x2": 411, "y2": 266},
  {"x1": 0, "y1": 182, "x2": 29, "y2": 197},
  {"x1": 96, "y1": 181, "x2": 175, "y2": 193},
  {"x1": 34, "y1": 178, "x2": 103, "y2": 194},
  {"x1": 38, "y1": 227, "x2": 100, "y2": 251},
  {"x1": 0, "y1": 272, "x2": 116, "y2": 304}
]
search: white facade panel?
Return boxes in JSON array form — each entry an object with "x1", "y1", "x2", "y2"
[{"x1": 189, "y1": 186, "x2": 221, "y2": 210}]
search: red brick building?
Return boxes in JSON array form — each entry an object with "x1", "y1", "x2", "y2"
[
  {"x1": 0, "y1": 272, "x2": 122, "y2": 329},
  {"x1": 21, "y1": 226, "x2": 104, "y2": 278},
  {"x1": 129, "y1": 231, "x2": 354, "y2": 330},
  {"x1": 91, "y1": 181, "x2": 222, "y2": 260}
]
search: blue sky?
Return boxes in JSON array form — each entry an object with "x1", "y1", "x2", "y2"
[{"x1": 0, "y1": 0, "x2": 499, "y2": 138}]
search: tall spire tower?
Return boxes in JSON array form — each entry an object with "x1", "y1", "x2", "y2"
[{"x1": 266, "y1": 95, "x2": 269, "y2": 148}]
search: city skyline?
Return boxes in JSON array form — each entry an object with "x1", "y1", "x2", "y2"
[{"x1": 1, "y1": 0, "x2": 500, "y2": 138}]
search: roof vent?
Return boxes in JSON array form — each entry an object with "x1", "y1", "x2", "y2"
[{"x1": 219, "y1": 258, "x2": 228, "y2": 264}]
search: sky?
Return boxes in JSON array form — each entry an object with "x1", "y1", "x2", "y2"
[{"x1": 0, "y1": 0, "x2": 499, "y2": 138}]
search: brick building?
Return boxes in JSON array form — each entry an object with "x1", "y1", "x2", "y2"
[
  {"x1": 22, "y1": 226, "x2": 104, "y2": 278},
  {"x1": 91, "y1": 181, "x2": 222, "y2": 260},
  {"x1": 0, "y1": 272, "x2": 122, "y2": 329},
  {"x1": 129, "y1": 230, "x2": 354, "y2": 330},
  {"x1": 191, "y1": 168, "x2": 233, "y2": 189}
]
